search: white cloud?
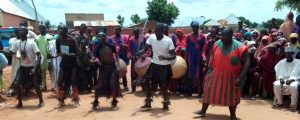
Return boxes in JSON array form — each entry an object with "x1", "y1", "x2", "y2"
[{"x1": 31, "y1": 0, "x2": 293, "y2": 26}]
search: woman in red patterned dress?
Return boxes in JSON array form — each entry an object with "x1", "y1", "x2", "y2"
[{"x1": 194, "y1": 27, "x2": 250, "y2": 120}]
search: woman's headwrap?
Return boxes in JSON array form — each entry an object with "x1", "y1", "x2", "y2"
[{"x1": 190, "y1": 21, "x2": 199, "y2": 27}]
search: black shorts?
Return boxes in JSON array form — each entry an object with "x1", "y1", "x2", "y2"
[
  {"x1": 14, "y1": 66, "x2": 40, "y2": 89},
  {"x1": 143, "y1": 63, "x2": 172, "y2": 90}
]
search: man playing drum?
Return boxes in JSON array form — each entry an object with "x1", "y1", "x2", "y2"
[{"x1": 138, "y1": 23, "x2": 176, "y2": 110}]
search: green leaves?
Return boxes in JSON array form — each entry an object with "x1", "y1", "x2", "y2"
[
  {"x1": 237, "y1": 17, "x2": 258, "y2": 28},
  {"x1": 130, "y1": 14, "x2": 141, "y2": 25},
  {"x1": 146, "y1": 0, "x2": 180, "y2": 25},
  {"x1": 262, "y1": 18, "x2": 284, "y2": 29},
  {"x1": 275, "y1": 0, "x2": 300, "y2": 12},
  {"x1": 117, "y1": 15, "x2": 125, "y2": 27}
]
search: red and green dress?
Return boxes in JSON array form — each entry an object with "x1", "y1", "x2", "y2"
[{"x1": 203, "y1": 39, "x2": 247, "y2": 106}]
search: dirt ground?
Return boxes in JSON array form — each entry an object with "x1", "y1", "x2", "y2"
[{"x1": 0, "y1": 66, "x2": 299, "y2": 120}]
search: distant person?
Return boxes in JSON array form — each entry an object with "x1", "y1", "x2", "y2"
[
  {"x1": 279, "y1": 12, "x2": 294, "y2": 41},
  {"x1": 259, "y1": 44, "x2": 281, "y2": 98},
  {"x1": 108, "y1": 26, "x2": 130, "y2": 91},
  {"x1": 47, "y1": 35, "x2": 60, "y2": 92},
  {"x1": 185, "y1": 21, "x2": 206, "y2": 97},
  {"x1": 194, "y1": 27, "x2": 250, "y2": 120},
  {"x1": 36, "y1": 25, "x2": 52, "y2": 91},
  {"x1": 293, "y1": 15, "x2": 300, "y2": 42},
  {"x1": 289, "y1": 33, "x2": 300, "y2": 58},
  {"x1": 128, "y1": 28, "x2": 146, "y2": 93}
]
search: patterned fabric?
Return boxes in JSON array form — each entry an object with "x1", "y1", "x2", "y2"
[
  {"x1": 128, "y1": 36, "x2": 146, "y2": 81},
  {"x1": 128, "y1": 36, "x2": 146, "y2": 59},
  {"x1": 203, "y1": 39, "x2": 247, "y2": 106},
  {"x1": 259, "y1": 48, "x2": 280, "y2": 94},
  {"x1": 108, "y1": 35, "x2": 130, "y2": 65},
  {"x1": 186, "y1": 33, "x2": 206, "y2": 90},
  {"x1": 96, "y1": 64, "x2": 122, "y2": 98}
]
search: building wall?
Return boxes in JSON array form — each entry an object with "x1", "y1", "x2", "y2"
[
  {"x1": 65, "y1": 13, "x2": 104, "y2": 28},
  {"x1": 0, "y1": 12, "x2": 3, "y2": 27},
  {"x1": 1, "y1": 12, "x2": 36, "y2": 28}
]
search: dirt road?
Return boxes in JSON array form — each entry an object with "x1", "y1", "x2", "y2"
[{"x1": 0, "y1": 66, "x2": 299, "y2": 120}]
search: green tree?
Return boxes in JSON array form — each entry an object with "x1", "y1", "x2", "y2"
[
  {"x1": 146, "y1": 0, "x2": 180, "y2": 25},
  {"x1": 275, "y1": 0, "x2": 300, "y2": 12},
  {"x1": 130, "y1": 14, "x2": 141, "y2": 24},
  {"x1": 262, "y1": 18, "x2": 284, "y2": 29},
  {"x1": 117, "y1": 15, "x2": 125, "y2": 27},
  {"x1": 45, "y1": 20, "x2": 51, "y2": 29},
  {"x1": 238, "y1": 17, "x2": 258, "y2": 28}
]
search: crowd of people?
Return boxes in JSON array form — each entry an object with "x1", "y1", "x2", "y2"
[{"x1": 0, "y1": 12, "x2": 299, "y2": 120}]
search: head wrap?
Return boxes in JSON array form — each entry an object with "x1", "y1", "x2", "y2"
[
  {"x1": 190, "y1": 21, "x2": 199, "y2": 27},
  {"x1": 290, "y1": 33, "x2": 299, "y2": 39}
]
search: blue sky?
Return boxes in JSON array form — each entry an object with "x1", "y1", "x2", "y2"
[{"x1": 32, "y1": 0, "x2": 293, "y2": 26}]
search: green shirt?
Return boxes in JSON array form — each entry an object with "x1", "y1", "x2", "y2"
[{"x1": 36, "y1": 34, "x2": 51, "y2": 69}]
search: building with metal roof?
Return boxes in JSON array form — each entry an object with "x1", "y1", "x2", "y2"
[{"x1": 0, "y1": 0, "x2": 46, "y2": 28}]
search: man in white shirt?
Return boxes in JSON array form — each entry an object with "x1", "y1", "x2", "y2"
[
  {"x1": 1, "y1": 27, "x2": 44, "y2": 108},
  {"x1": 273, "y1": 46, "x2": 300, "y2": 111},
  {"x1": 48, "y1": 37, "x2": 60, "y2": 92},
  {"x1": 138, "y1": 23, "x2": 176, "y2": 110}
]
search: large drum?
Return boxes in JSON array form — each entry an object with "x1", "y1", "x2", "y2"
[
  {"x1": 135, "y1": 57, "x2": 152, "y2": 77},
  {"x1": 118, "y1": 59, "x2": 127, "y2": 79},
  {"x1": 171, "y1": 56, "x2": 187, "y2": 79}
]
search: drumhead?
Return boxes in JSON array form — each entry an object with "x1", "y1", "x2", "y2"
[{"x1": 135, "y1": 57, "x2": 151, "y2": 68}]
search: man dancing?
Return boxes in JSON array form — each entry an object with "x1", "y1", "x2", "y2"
[
  {"x1": 92, "y1": 32, "x2": 122, "y2": 110},
  {"x1": 194, "y1": 27, "x2": 250, "y2": 120},
  {"x1": 56, "y1": 24, "x2": 80, "y2": 107},
  {"x1": 138, "y1": 23, "x2": 176, "y2": 110},
  {"x1": 2, "y1": 27, "x2": 44, "y2": 108}
]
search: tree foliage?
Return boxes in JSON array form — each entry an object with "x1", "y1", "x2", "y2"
[
  {"x1": 262, "y1": 18, "x2": 284, "y2": 30},
  {"x1": 238, "y1": 17, "x2": 258, "y2": 28},
  {"x1": 130, "y1": 14, "x2": 141, "y2": 25},
  {"x1": 146, "y1": 0, "x2": 180, "y2": 25},
  {"x1": 117, "y1": 15, "x2": 125, "y2": 27},
  {"x1": 275, "y1": 0, "x2": 300, "y2": 12},
  {"x1": 45, "y1": 20, "x2": 51, "y2": 29}
]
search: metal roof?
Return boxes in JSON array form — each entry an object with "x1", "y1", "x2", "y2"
[
  {"x1": 204, "y1": 20, "x2": 221, "y2": 26},
  {"x1": 172, "y1": 17, "x2": 205, "y2": 27},
  {"x1": 226, "y1": 13, "x2": 240, "y2": 25},
  {"x1": 74, "y1": 21, "x2": 120, "y2": 27},
  {"x1": 0, "y1": 0, "x2": 46, "y2": 22}
]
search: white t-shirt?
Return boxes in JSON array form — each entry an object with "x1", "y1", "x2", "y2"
[
  {"x1": 11, "y1": 39, "x2": 40, "y2": 67},
  {"x1": 146, "y1": 34, "x2": 175, "y2": 65}
]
